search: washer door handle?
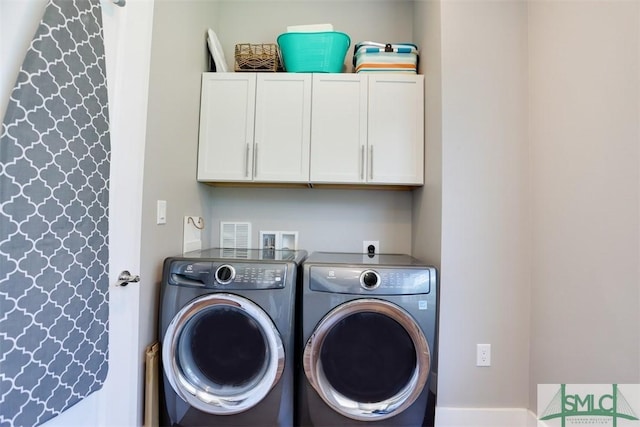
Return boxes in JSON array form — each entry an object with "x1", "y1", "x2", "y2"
[{"x1": 117, "y1": 270, "x2": 140, "y2": 286}]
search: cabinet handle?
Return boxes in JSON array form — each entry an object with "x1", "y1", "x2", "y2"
[
  {"x1": 369, "y1": 146, "x2": 374, "y2": 180},
  {"x1": 245, "y1": 143, "x2": 250, "y2": 178},
  {"x1": 254, "y1": 143, "x2": 258, "y2": 177},
  {"x1": 360, "y1": 146, "x2": 364, "y2": 180}
]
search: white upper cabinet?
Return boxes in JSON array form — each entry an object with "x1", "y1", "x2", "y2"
[
  {"x1": 310, "y1": 73, "x2": 424, "y2": 185},
  {"x1": 197, "y1": 73, "x2": 311, "y2": 183},
  {"x1": 367, "y1": 74, "x2": 424, "y2": 185},
  {"x1": 310, "y1": 74, "x2": 368, "y2": 183},
  {"x1": 198, "y1": 72, "x2": 423, "y2": 186},
  {"x1": 197, "y1": 73, "x2": 256, "y2": 181},
  {"x1": 254, "y1": 73, "x2": 311, "y2": 182}
]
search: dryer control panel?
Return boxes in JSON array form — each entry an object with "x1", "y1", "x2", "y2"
[
  {"x1": 308, "y1": 266, "x2": 434, "y2": 295},
  {"x1": 168, "y1": 260, "x2": 288, "y2": 289}
]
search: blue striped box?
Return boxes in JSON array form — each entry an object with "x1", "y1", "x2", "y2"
[{"x1": 353, "y1": 42, "x2": 419, "y2": 73}]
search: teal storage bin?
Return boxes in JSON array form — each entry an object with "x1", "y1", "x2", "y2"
[{"x1": 277, "y1": 32, "x2": 351, "y2": 73}]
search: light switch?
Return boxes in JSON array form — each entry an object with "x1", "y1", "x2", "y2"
[{"x1": 157, "y1": 200, "x2": 167, "y2": 225}]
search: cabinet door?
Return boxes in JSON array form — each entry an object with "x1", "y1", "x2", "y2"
[
  {"x1": 310, "y1": 74, "x2": 368, "y2": 183},
  {"x1": 254, "y1": 73, "x2": 311, "y2": 182},
  {"x1": 197, "y1": 73, "x2": 256, "y2": 181},
  {"x1": 367, "y1": 74, "x2": 424, "y2": 185}
]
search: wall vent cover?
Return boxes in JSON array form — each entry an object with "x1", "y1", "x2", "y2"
[{"x1": 220, "y1": 222, "x2": 251, "y2": 249}]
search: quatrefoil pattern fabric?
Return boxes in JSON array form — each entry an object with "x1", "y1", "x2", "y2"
[{"x1": 0, "y1": 0, "x2": 110, "y2": 425}]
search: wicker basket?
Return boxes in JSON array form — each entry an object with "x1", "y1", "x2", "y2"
[{"x1": 234, "y1": 43, "x2": 281, "y2": 72}]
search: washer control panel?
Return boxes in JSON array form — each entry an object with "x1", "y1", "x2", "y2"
[
  {"x1": 168, "y1": 261, "x2": 287, "y2": 289},
  {"x1": 226, "y1": 264, "x2": 287, "y2": 289},
  {"x1": 309, "y1": 266, "x2": 434, "y2": 295}
]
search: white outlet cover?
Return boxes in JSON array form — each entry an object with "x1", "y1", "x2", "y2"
[
  {"x1": 476, "y1": 343, "x2": 491, "y2": 367},
  {"x1": 280, "y1": 231, "x2": 298, "y2": 250},
  {"x1": 260, "y1": 231, "x2": 299, "y2": 251}
]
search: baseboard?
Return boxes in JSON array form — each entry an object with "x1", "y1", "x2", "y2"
[{"x1": 435, "y1": 407, "x2": 538, "y2": 427}]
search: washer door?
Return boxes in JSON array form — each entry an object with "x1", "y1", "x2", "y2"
[
  {"x1": 163, "y1": 293, "x2": 284, "y2": 414},
  {"x1": 303, "y1": 299, "x2": 430, "y2": 421}
]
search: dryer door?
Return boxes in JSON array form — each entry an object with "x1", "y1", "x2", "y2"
[
  {"x1": 303, "y1": 298, "x2": 430, "y2": 421},
  {"x1": 162, "y1": 293, "x2": 284, "y2": 414}
]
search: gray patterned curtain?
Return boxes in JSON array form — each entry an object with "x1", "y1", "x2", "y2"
[{"x1": 0, "y1": 0, "x2": 110, "y2": 425}]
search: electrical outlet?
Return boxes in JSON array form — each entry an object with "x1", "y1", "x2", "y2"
[
  {"x1": 363, "y1": 240, "x2": 380, "y2": 255},
  {"x1": 477, "y1": 344, "x2": 491, "y2": 367}
]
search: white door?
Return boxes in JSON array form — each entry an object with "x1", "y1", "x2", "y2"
[
  {"x1": 101, "y1": 0, "x2": 154, "y2": 425},
  {"x1": 0, "y1": 0, "x2": 154, "y2": 426}
]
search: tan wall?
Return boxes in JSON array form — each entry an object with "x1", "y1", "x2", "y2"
[
  {"x1": 437, "y1": 0, "x2": 531, "y2": 408},
  {"x1": 528, "y1": 0, "x2": 640, "y2": 409}
]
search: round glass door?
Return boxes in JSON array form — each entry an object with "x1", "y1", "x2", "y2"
[
  {"x1": 163, "y1": 293, "x2": 284, "y2": 414},
  {"x1": 303, "y1": 299, "x2": 430, "y2": 421}
]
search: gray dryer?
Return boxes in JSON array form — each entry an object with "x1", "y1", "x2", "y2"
[
  {"x1": 298, "y1": 252, "x2": 438, "y2": 427},
  {"x1": 159, "y1": 248, "x2": 306, "y2": 427}
]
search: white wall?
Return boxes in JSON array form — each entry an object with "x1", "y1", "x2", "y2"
[
  {"x1": 412, "y1": 0, "x2": 443, "y2": 268},
  {"x1": 208, "y1": 187, "x2": 413, "y2": 253},
  {"x1": 528, "y1": 0, "x2": 640, "y2": 410},
  {"x1": 139, "y1": 0, "x2": 218, "y2": 350},
  {"x1": 411, "y1": 0, "x2": 443, "y2": 396},
  {"x1": 438, "y1": 0, "x2": 531, "y2": 409},
  {"x1": 433, "y1": 0, "x2": 640, "y2": 417},
  {"x1": 213, "y1": 0, "x2": 414, "y2": 73}
]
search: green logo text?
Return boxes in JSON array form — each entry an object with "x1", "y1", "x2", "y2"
[{"x1": 540, "y1": 384, "x2": 639, "y2": 427}]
